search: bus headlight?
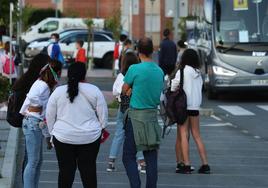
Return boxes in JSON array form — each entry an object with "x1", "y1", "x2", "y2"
[{"x1": 212, "y1": 66, "x2": 236, "y2": 76}]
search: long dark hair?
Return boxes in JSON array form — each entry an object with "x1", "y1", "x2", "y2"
[
  {"x1": 12, "y1": 54, "x2": 49, "y2": 92},
  {"x1": 67, "y1": 63, "x2": 86, "y2": 103},
  {"x1": 180, "y1": 49, "x2": 200, "y2": 69},
  {"x1": 121, "y1": 52, "x2": 139, "y2": 75},
  {"x1": 170, "y1": 49, "x2": 200, "y2": 80}
]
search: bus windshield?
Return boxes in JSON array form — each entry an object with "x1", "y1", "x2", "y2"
[{"x1": 215, "y1": 0, "x2": 268, "y2": 46}]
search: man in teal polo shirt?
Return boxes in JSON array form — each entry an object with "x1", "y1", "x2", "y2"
[{"x1": 122, "y1": 37, "x2": 164, "y2": 188}]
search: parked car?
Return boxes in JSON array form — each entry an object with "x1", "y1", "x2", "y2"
[
  {"x1": 25, "y1": 30, "x2": 115, "y2": 68},
  {"x1": 21, "y1": 18, "x2": 105, "y2": 44}
]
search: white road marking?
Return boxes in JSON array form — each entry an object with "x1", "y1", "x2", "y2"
[
  {"x1": 218, "y1": 105, "x2": 255, "y2": 116},
  {"x1": 242, "y1": 130, "x2": 249, "y2": 134},
  {"x1": 254, "y1": 135, "x2": 261, "y2": 139},
  {"x1": 257, "y1": 105, "x2": 268, "y2": 111},
  {"x1": 211, "y1": 115, "x2": 222, "y2": 121}
]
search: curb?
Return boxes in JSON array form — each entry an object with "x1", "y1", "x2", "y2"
[
  {"x1": 108, "y1": 108, "x2": 214, "y2": 117},
  {"x1": 0, "y1": 127, "x2": 19, "y2": 188}
]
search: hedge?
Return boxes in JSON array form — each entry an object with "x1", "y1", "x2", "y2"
[{"x1": 0, "y1": 76, "x2": 10, "y2": 103}]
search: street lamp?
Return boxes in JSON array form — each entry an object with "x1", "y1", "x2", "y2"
[
  {"x1": 129, "y1": 0, "x2": 133, "y2": 40},
  {"x1": 150, "y1": 0, "x2": 156, "y2": 39},
  {"x1": 9, "y1": 2, "x2": 14, "y2": 85}
]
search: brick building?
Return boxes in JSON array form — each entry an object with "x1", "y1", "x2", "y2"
[
  {"x1": 24, "y1": 0, "x2": 120, "y2": 18},
  {"x1": 24, "y1": 0, "x2": 192, "y2": 45}
]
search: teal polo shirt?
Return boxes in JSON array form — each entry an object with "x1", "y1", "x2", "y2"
[{"x1": 124, "y1": 61, "x2": 164, "y2": 109}]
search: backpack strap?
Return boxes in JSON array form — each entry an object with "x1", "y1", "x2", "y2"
[{"x1": 179, "y1": 68, "x2": 184, "y2": 89}]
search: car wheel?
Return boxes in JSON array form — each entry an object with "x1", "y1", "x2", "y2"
[{"x1": 103, "y1": 53, "x2": 114, "y2": 69}]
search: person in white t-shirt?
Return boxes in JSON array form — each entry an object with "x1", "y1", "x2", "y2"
[
  {"x1": 46, "y1": 63, "x2": 108, "y2": 188},
  {"x1": 20, "y1": 60, "x2": 62, "y2": 188},
  {"x1": 107, "y1": 52, "x2": 146, "y2": 173}
]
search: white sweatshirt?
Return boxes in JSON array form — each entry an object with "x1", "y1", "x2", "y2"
[
  {"x1": 171, "y1": 65, "x2": 203, "y2": 110},
  {"x1": 46, "y1": 83, "x2": 108, "y2": 145}
]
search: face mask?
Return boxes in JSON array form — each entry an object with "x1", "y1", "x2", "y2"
[{"x1": 50, "y1": 39, "x2": 56, "y2": 43}]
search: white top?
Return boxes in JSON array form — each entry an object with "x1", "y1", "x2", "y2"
[
  {"x1": 171, "y1": 65, "x2": 203, "y2": 110},
  {"x1": 20, "y1": 79, "x2": 51, "y2": 120},
  {"x1": 112, "y1": 73, "x2": 124, "y2": 102},
  {"x1": 46, "y1": 83, "x2": 108, "y2": 145}
]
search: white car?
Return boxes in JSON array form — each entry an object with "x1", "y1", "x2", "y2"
[{"x1": 25, "y1": 30, "x2": 115, "y2": 68}]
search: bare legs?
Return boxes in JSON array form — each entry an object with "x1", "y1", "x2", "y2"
[{"x1": 178, "y1": 116, "x2": 209, "y2": 166}]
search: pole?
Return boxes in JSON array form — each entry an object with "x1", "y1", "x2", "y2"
[
  {"x1": 55, "y1": 2, "x2": 58, "y2": 18},
  {"x1": 129, "y1": 0, "x2": 133, "y2": 40},
  {"x1": 150, "y1": 0, "x2": 155, "y2": 38},
  {"x1": 9, "y1": 3, "x2": 13, "y2": 85},
  {"x1": 96, "y1": 0, "x2": 100, "y2": 18},
  {"x1": 174, "y1": 0, "x2": 179, "y2": 42}
]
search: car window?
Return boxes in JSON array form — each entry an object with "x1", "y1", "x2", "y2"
[
  {"x1": 94, "y1": 34, "x2": 109, "y2": 42},
  {"x1": 61, "y1": 34, "x2": 78, "y2": 44},
  {"x1": 39, "y1": 21, "x2": 59, "y2": 33}
]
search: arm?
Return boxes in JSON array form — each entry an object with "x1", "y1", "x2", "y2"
[
  {"x1": 171, "y1": 70, "x2": 181, "y2": 92},
  {"x1": 46, "y1": 90, "x2": 58, "y2": 134},
  {"x1": 122, "y1": 65, "x2": 135, "y2": 94},
  {"x1": 112, "y1": 74, "x2": 124, "y2": 96},
  {"x1": 95, "y1": 89, "x2": 108, "y2": 129}
]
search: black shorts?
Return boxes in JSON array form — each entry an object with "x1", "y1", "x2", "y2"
[{"x1": 187, "y1": 110, "x2": 199, "y2": 117}]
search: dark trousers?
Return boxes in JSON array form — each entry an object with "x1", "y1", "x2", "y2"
[
  {"x1": 53, "y1": 137, "x2": 101, "y2": 188},
  {"x1": 122, "y1": 119, "x2": 158, "y2": 188}
]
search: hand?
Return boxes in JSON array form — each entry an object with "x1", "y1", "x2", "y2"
[
  {"x1": 126, "y1": 88, "x2": 132, "y2": 96},
  {"x1": 46, "y1": 137, "x2": 53, "y2": 150}
]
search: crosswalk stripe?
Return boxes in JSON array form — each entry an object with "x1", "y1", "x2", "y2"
[
  {"x1": 257, "y1": 105, "x2": 268, "y2": 111},
  {"x1": 218, "y1": 105, "x2": 255, "y2": 116}
]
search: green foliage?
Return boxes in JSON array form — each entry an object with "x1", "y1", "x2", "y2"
[
  {"x1": 0, "y1": 76, "x2": 10, "y2": 103},
  {"x1": 0, "y1": 0, "x2": 19, "y2": 30},
  {"x1": 22, "y1": 6, "x2": 62, "y2": 31},
  {"x1": 104, "y1": 9, "x2": 121, "y2": 41}
]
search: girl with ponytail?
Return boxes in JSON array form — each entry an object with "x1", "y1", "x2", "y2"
[{"x1": 46, "y1": 63, "x2": 108, "y2": 188}]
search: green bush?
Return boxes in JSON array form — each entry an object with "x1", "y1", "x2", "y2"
[{"x1": 0, "y1": 76, "x2": 10, "y2": 103}]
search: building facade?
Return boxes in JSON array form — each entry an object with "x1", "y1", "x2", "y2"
[{"x1": 25, "y1": 0, "x2": 192, "y2": 45}]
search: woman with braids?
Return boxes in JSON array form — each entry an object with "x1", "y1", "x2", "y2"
[
  {"x1": 19, "y1": 58, "x2": 62, "y2": 188},
  {"x1": 46, "y1": 63, "x2": 108, "y2": 188}
]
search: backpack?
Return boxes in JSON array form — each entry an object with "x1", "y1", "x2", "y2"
[
  {"x1": 6, "y1": 90, "x2": 25, "y2": 128},
  {"x1": 3, "y1": 55, "x2": 15, "y2": 75},
  {"x1": 161, "y1": 69, "x2": 187, "y2": 137}
]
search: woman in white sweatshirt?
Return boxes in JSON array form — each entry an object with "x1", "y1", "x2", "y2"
[
  {"x1": 46, "y1": 63, "x2": 108, "y2": 188},
  {"x1": 171, "y1": 49, "x2": 210, "y2": 174}
]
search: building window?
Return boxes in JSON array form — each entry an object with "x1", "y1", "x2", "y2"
[{"x1": 145, "y1": 15, "x2": 160, "y2": 32}]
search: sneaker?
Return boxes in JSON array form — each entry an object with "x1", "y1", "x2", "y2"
[
  {"x1": 106, "y1": 162, "x2": 116, "y2": 172},
  {"x1": 138, "y1": 163, "x2": 146, "y2": 174},
  {"x1": 198, "y1": 165, "x2": 211, "y2": 174},
  {"x1": 176, "y1": 163, "x2": 195, "y2": 173},
  {"x1": 177, "y1": 164, "x2": 191, "y2": 174}
]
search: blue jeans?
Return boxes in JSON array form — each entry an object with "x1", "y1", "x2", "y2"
[
  {"x1": 123, "y1": 119, "x2": 158, "y2": 188},
  {"x1": 22, "y1": 116, "x2": 43, "y2": 188},
  {"x1": 109, "y1": 109, "x2": 144, "y2": 161}
]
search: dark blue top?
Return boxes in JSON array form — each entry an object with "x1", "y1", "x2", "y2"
[{"x1": 158, "y1": 38, "x2": 177, "y2": 66}]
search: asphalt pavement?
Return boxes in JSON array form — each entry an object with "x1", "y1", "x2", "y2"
[{"x1": 12, "y1": 69, "x2": 268, "y2": 188}]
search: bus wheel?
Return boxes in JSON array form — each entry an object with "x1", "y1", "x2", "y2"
[{"x1": 207, "y1": 88, "x2": 218, "y2": 100}]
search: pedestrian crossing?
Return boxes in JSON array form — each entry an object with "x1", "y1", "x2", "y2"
[{"x1": 218, "y1": 105, "x2": 268, "y2": 116}]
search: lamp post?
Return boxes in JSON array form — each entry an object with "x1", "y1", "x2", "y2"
[
  {"x1": 9, "y1": 2, "x2": 14, "y2": 85},
  {"x1": 150, "y1": 0, "x2": 156, "y2": 38},
  {"x1": 129, "y1": 0, "x2": 133, "y2": 40},
  {"x1": 174, "y1": 0, "x2": 179, "y2": 42}
]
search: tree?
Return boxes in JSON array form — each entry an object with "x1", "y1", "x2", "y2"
[
  {"x1": 84, "y1": 18, "x2": 94, "y2": 69},
  {"x1": 0, "y1": 0, "x2": 18, "y2": 27},
  {"x1": 104, "y1": 8, "x2": 121, "y2": 41}
]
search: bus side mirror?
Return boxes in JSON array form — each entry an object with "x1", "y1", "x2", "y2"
[{"x1": 204, "y1": 0, "x2": 213, "y2": 24}]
